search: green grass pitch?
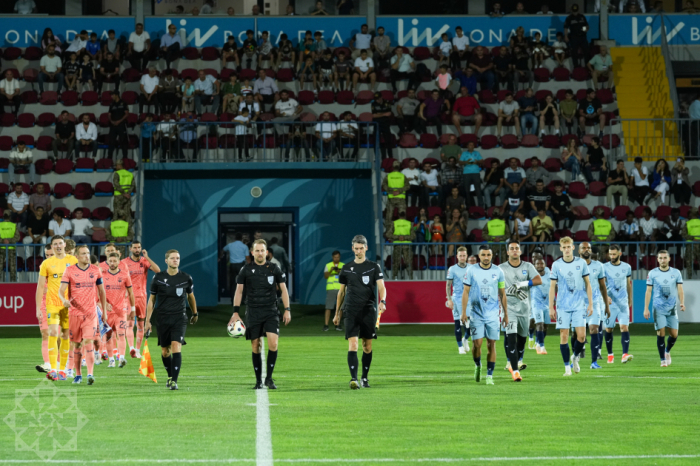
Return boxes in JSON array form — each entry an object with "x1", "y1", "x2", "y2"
[{"x1": 1, "y1": 305, "x2": 700, "y2": 465}]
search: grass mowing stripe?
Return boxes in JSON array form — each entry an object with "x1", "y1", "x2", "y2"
[{"x1": 256, "y1": 338, "x2": 273, "y2": 466}]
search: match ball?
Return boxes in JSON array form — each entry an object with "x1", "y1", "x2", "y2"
[{"x1": 227, "y1": 320, "x2": 246, "y2": 338}]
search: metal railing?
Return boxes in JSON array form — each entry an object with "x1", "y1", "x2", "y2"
[
  {"x1": 139, "y1": 120, "x2": 379, "y2": 163},
  {"x1": 382, "y1": 241, "x2": 699, "y2": 281},
  {"x1": 608, "y1": 118, "x2": 699, "y2": 161}
]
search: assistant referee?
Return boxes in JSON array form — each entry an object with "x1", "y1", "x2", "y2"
[
  {"x1": 229, "y1": 239, "x2": 291, "y2": 390},
  {"x1": 145, "y1": 249, "x2": 198, "y2": 391},
  {"x1": 333, "y1": 235, "x2": 386, "y2": 390}
]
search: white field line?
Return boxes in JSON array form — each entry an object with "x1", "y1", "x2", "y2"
[{"x1": 256, "y1": 338, "x2": 273, "y2": 466}]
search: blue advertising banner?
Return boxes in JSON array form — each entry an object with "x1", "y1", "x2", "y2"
[
  {"x1": 145, "y1": 17, "x2": 255, "y2": 47},
  {"x1": 609, "y1": 14, "x2": 700, "y2": 46},
  {"x1": 0, "y1": 16, "x2": 135, "y2": 48},
  {"x1": 257, "y1": 16, "x2": 366, "y2": 46},
  {"x1": 377, "y1": 15, "x2": 600, "y2": 47}
]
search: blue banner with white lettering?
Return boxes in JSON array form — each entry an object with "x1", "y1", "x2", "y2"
[
  {"x1": 257, "y1": 16, "x2": 366, "y2": 46},
  {"x1": 609, "y1": 14, "x2": 700, "y2": 46},
  {"x1": 145, "y1": 17, "x2": 255, "y2": 47},
  {"x1": 377, "y1": 15, "x2": 599, "y2": 47},
  {"x1": 0, "y1": 16, "x2": 134, "y2": 48}
]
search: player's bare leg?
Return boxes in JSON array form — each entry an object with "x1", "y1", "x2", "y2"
[
  {"x1": 126, "y1": 311, "x2": 136, "y2": 357},
  {"x1": 657, "y1": 327, "x2": 678, "y2": 367},
  {"x1": 83, "y1": 338, "x2": 96, "y2": 385}
]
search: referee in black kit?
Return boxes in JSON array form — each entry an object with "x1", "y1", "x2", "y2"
[
  {"x1": 145, "y1": 249, "x2": 198, "y2": 391},
  {"x1": 333, "y1": 235, "x2": 386, "y2": 390},
  {"x1": 229, "y1": 239, "x2": 291, "y2": 390}
]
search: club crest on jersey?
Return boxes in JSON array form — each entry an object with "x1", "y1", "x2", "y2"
[
  {"x1": 89, "y1": 273, "x2": 94, "y2": 278},
  {"x1": 176, "y1": 287, "x2": 183, "y2": 296},
  {"x1": 492, "y1": 274, "x2": 497, "y2": 279},
  {"x1": 522, "y1": 270, "x2": 527, "y2": 275},
  {"x1": 576, "y1": 266, "x2": 580, "y2": 270},
  {"x1": 362, "y1": 276, "x2": 370, "y2": 284},
  {"x1": 268, "y1": 276, "x2": 274, "y2": 285}
]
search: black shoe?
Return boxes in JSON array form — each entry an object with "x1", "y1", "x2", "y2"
[
  {"x1": 264, "y1": 377, "x2": 277, "y2": 389},
  {"x1": 169, "y1": 382, "x2": 178, "y2": 390},
  {"x1": 323, "y1": 325, "x2": 329, "y2": 332},
  {"x1": 361, "y1": 378, "x2": 371, "y2": 388},
  {"x1": 349, "y1": 379, "x2": 361, "y2": 390},
  {"x1": 253, "y1": 380, "x2": 264, "y2": 389},
  {"x1": 335, "y1": 326, "x2": 343, "y2": 332},
  {"x1": 166, "y1": 377, "x2": 172, "y2": 389}
]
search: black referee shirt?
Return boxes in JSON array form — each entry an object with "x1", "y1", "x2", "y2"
[
  {"x1": 237, "y1": 261, "x2": 285, "y2": 317},
  {"x1": 150, "y1": 271, "x2": 194, "y2": 316},
  {"x1": 338, "y1": 260, "x2": 383, "y2": 312}
]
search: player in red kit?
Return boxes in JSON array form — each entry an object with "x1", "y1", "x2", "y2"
[
  {"x1": 102, "y1": 253, "x2": 135, "y2": 368},
  {"x1": 58, "y1": 245, "x2": 107, "y2": 385},
  {"x1": 124, "y1": 241, "x2": 160, "y2": 358},
  {"x1": 99, "y1": 243, "x2": 128, "y2": 360}
]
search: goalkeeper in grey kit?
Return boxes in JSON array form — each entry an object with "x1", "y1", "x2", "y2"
[{"x1": 498, "y1": 241, "x2": 542, "y2": 382}]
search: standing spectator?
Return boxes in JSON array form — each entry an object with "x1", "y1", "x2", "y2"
[
  {"x1": 220, "y1": 232, "x2": 250, "y2": 301},
  {"x1": 127, "y1": 23, "x2": 151, "y2": 72},
  {"x1": 468, "y1": 46, "x2": 495, "y2": 92},
  {"x1": 647, "y1": 158, "x2": 672, "y2": 205},
  {"x1": 525, "y1": 157, "x2": 549, "y2": 190},
  {"x1": 268, "y1": 237, "x2": 290, "y2": 276},
  {"x1": 239, "y1": 94, "x2": 261, "y2": 124},
  {"x1": 8, "y1": 141, "x2": 35, "y2": 188},
  {"x1": 503, "y1": 158, "x2": 526, "y2": 192},
  {"x1": 527, "y1": 180, "x2": 552, "y2": 218},
  {"x1": 159, "y1": 70, "x2": 182, "y2": 115},
  {"x1": 483, "y1": 159, "x2": 505, "y2": 208},
  {"x1": 64, "y1": 30, "x2": 88, "y2": 60},
  {"x1": 232, "y1": 108, "x2": 252, "y2": 161},
  {"x1": 512, "y1": 2, "x2": 528, "y2": 13},
  {"x1": 382, "y1": 161, "x2": 408, "y2": 228},
  {"x1": 15, "y1": 0, "x2": 37, "y2": 14},
  {"x1": 140, "y1": 113, "x2": 156, "y2": 162},
  {"x1": 38, "y1": 45, "x2": 65, "y2": 95},
  {"x1": 337, "y1": 112, "x2": 359, "y2": 160},
  {"x1": 417, "y1": 89, "x2": 448, "y2": 136},
  {"x1": 606, "y1": 159, "x2": 630, "y2": 206},
  {"x1": 588, "y1": 207, "x2": 616, "y2": 253},
  {"x1": 559, "y1": 89, "x2": 578, "y2": 135},
  {"x1": 195, "y1": 70, "x2": 221, "y2": 114},
  {"x1": 550, "y1": 183, "x2": 578, "y2": 229},
  {"x1": 588, "y1": 45, "x2": 613, "y2": 90},
  {"x1": 490, "y1": 2, "x2": 505, "y2": 16},
  {"x1": 451, "y1": 26, "x2": 470, "y2": 71},
  {"x1": 459, "y1": 141, "x2": 483, "y2": 207},
  {"x1": 97, "y1": 52, "x2": 121, "y2": 93},
  {"x1": 251, "y1": 4, "x2": 261, "y2": 14},
  {"x1": 372, "y1": 27, "x2": 391, "y2": 70},
  {"x1": 52, "y1": 111, "x2": 75, "y2": 160},
  {"x1": 253, "y1": 69, "x2": 279, "y2": 109},
  {"x1": 538, "y1": 94, "x2": 560, "y2": 136},
  {"x1": 389, "y1": 211, "x2": 415, "y2": 279},
  {"x1": 618, "y1": 211, "x2": 639, "y2": 255},
  {"x1": 582, "y1": 136, "x2": 607, "y2": 182},
  {"x1": 7, "y1": 180, "x2": 29, "y2": 227},
  {"x1": 683, "y1": 210, "x2": 700, "y2": 275},
  {"x1": 451, "y1": 87, "x2": 483, "y2": 136},
  {"x1": 511, "y1": 210, "x2": 534, "y2": 254},
  {"x1": 156, "y1": 114, "x2": 182, "y2": 161},
  {"x1": 71, "y1": 209, "x2": 102, "y2": 244},
  {"x1": 0, "y1": 211, "x2": 20, "y2": 282},
  {"x1": 501, "y1": 181, "x2": 527, "y2": 219},
  {"x1": 511, "y1": 46, "x2": 533, "y2": 91},
  {"x1": 337, "y1": 0, "x2": 354, "y2": 14},
  {"x1": 419, "y1": 162, "x2": 441, "y2": 208},
  {"x1": 310, "y1": 1, "x2": 330, "y2": 15},
  {"x1": 23, "y1": 206, "x2": 49, "y2": 257},
  {"x1": 578, "y1": 89, "x2": 606, "y2": 138},
  {"x1": 483, "y1": 209, "x2": 510, "y2": 259},
  {"x1": 352, "y1": 49, "x2": 376, "y2": 92},
  {"x1": 41, "y1": 28, "x2": 62, "y2": 55},
  {"x1": 106, "y1": 217, "x2": 135, "y2": 257},
  {"x1": 396, "y1": 88, "x2": 420, "y2": 134},
  {"x1": 671, "y1": 157, "x2": 691, "y2": 205},
  {"x1": 371, "y1": 93, "x2": 394, "y2": 159},
  {"x1": 107, "y1": 92, "x2": 129, "y2": 161},
  {"x1": 492, "y1": 46, "x2": 513, "y2": 91},
  {"x1": 29, "y1": 183, "x2": 51, "y2": 216},
  {"x1": 497, "y1": 92, "x2": 521, "y2": 138},
  {"x1": 629, "y1": 156, "x2": 651, "y2": 205},
  {"x1": 315, "y1": 111, "x2": 338, "y2": 160},
  {"x1": 0, "y1": 70, "x2": 21, "y2": 117},
  {"x1": 349, "y1": 24, "x2": 372, "y2": 60},
  {"x1": 75, "y1": 113, "x2": 98, "y2": 159},
  {"x1": 445, "y1": 208, "x2": 468, "y2": 256},
  {"x1": 48, "y1": 210, "x2": 72, "y2": 238},
  {"x1": 201, "y1": 0, "x2": 215, "y2": 14},
  {"x1": 564, "y1": 4, "x2": 589, "y2": 68},
  {"x1": 561, "y1": 138, "x2": 585, "y2": 182},
  {"x1": 113, "y1": 159, "x2": 135, "y2": 221},
  {"x1": 518, "y1": 88, "x2": 538, "y2": 135},
  {"x1": 401, "y1": 159, "x2": 422, "y2": 207},
  {"x1": 390, "y1": 48, "x2": 419, "y2": 93},
  {"x1": 160, "y1": 23, "x2": 183, "y2": 69},
  {"x1": 441, "y1": 156, "x2": 464, "y2": 203}
]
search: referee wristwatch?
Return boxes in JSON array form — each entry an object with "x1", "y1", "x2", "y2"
[{"x1": 380, "y1": 300, "x2": 386, "y2": 305}]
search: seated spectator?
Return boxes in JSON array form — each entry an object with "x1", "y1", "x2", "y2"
[
  {"x1": 75, "y1": 113, "x2": 98, "y2": 159},
  {"x1": 41, "y1": 27, "x2": 62, "y2": 55},
  {"x1": 437, "y1": 33, "x2": 452, "y2": 68},
  {"x1": 532, "y1": 208, "x2": 554, "y2": 245},
  {"x1": 29, "y1": 183, "x2": 51, "y2": 216},
  {"x1": 181, "y1": 77, "x2": 195, "y2": 112},
  {"x1": 315, "y1": 111, "x2": 338, "y2": 160},
  {"x1": 671, "y1": 157, "x2": 691, "y2": 205},
  {"x1": 560, "y1": 89, "x2": 577, "y2": 134},
  {"x1": 451, "y1": 87, "x2": 482, "y2": 136},
  {"x1": 65, "y1": 30, "x2": 88, "y2": 59},
  {"x1": 390, "y1": 47, "x2": 419, "y2": 93},
  {"x1": 372, "y1": 92, "x2": 394, "y2": 159},
  {"x1": 446, "y1": 208, "x2": 468, "y2": 256},
  {"x1": 139, "y1": 67, "x2": 160, "y2": 114},
  {"x1": 578, "y1": 88, "x2": 605, "y2": 138},
  {"x1": 48, "y1": 210, "x2": 72, "y2": 239},
  {"x1": 451, "y1": 26, "x2": 470, "y2": 70},
  {"x1": 683, "y1": 0, "x2": 699, "y2": 12},
  {"x1": 222, "y1": 35, "x2": 241, "y2": 69},
  {"x1": 103, "y1": 29, "x2": 122, "y2": 62},
  {"x1": 550, "y1": 183, "x2": 578, "y2": 229},
  {"x1": 159, "y1": 70, "x2": 181, "y2": 115},
  {"x1": 468, "y1": 46, "x2": 495, "y2": 92},
  {"x1": 338, "y1": 112, "x2": 359, "y2": 160},
  {"x1": 606, "y1": 159, "x2": 629, "y2": 206},
  {"x1": 588, "y1": 208, "x2": 615, "y2": 253},
  {"x1": 201, "y1": 0, "x2": 215, "y2": 13},
  {"x1": 497, "y1": 92, "x2": 521, "y2": 138},
  {"x1": 492, "y1": 46, "x2": 513, "y2": 91},
  {"x1": 445, "y1": 188, "x2": 466, "y2": 221},
  {"x1": 561, "y1": 137, "x2": 585, "y2": 182},
  {"x1": 239, "y1": 94, "x2": 261, "y2": 124},
  {"x1": 251, "y1": 4, "x2": 260, "y2": 14},
  {"x1": 396, "y1": 88, "x2": 420, "y2": 134},
  {"x1": 501, "y1": 181, "x2": 527, "y2": 219},
  {"x1": 352, "y1": 49, "x2": 376, "y2": 92},
  {"x1": 582, "y1": 136, "x2": 607, "y2": 182},
  {"x1": 297, "y1": 31, "x2": 315, "y2": 66},
  {"x1": 253, "y1": 69, "x2": 279, "y2": 108},
  {"x1": 503, "y1": 157, "x2": 526, "y2": 191},
  {"x1": 195, "y1": 70, "x2": 221, "y2": 114},
  {"x1": 417, "y1": 89, "x2": 448, "y2": 136},
  {"x1": 0, "y1": 70, "x2": 21, "y2": 116},
  {"x1": 650, "y1": 0, "x2": 663, "y2": 11},
  {"x1": 273, "y1": 89, "x2": 303, "y2": 130},
  {"x1": 442, "y1": 158, "x2": 464, "y2": 205},
  {"x1": 317, "y1": 49, "x2": 336, "y2": 91},
  {"x1": 337, "y1": 0, "x2": 354, "y2": 14},
  {"x1": 459, "y1": 141, "x2": 483, "y2": 207},
  {"x1": 276, "y1": 33, "x2": 295, "y2": 70},
  {"x1": 528, "y1": 179, "x2": 552, "y2": 218},
  {"x1": 629, "y1": 156, "x2": 650, "y2": 205},
  {"x1": 63, "y1": 53, "x2": 80, "y2": 91},
  {"x1": 310, "y1": 0, "x2": 330, "y2": 15},
  {"x1": 430, "y1": 214, "x2": 445, "y2": 252},
  {"x1": 240, "y1": 29, "x2": 258, "y2": 69},
  {"x1": 9, "y1": 141, "x2": 35, "y2": 190},
  {"x1": 647, "y1": 158, "x2": 671, "y2": 205},
  {"x1": 127, "y1": 23, "x2": 151, "y2": 72},
  {"x1": 588, "y1": 45, "x2": 613, "y2": 90},
  {"x1": 518, "y1": 88, "x2": 538, "y2": 135},
  {"x1": 618, "y1": 211, "x2": 639, "y2": 255},
  {"x1": 511, "y1": 210, "x2": 534, "y2": 254},
  {"x1": 538, "y1": 94, "x2": 560, "y2": 136},
  {"x1": 97, "y1": 52, "x2": 121, "y2": 93},
  {"x1": 15, "y1": 0, "x2": 37, "y2": 14},
  {"x1": 372, "y1": 27, "x2": 391, "y2": 69},
  {"x1": 453, "y1": 67, "x2": 478, "y2": 96},
  {"x1": 23, "y1": 206, "x2": 50, "y2": 256},
  {"x1": 156, "y1": 114, "x2": 182, "y2": 161},
  {"x1": 525, "y1": 157, "x2": 549, "y2": 190},
  {"x1": 219, "y1": 73, "x2": 241, "y2": 114},
  {"x1": 258, "y1": 31, "x2": 277, "y2": 66},
  {"x1": 350, "y1": 24, "x2": 372, "y2": 60},
  {"x1": 420, "y1": 162, "x2": 441, "y2": 207},
  {"x1": 551, "y1": 32, "x2": 567, "y2": 68},
  {"x1": 530, "y1": 32, "x2": 547, "y2": 69},
  {"x1": 511, "y1": 45, "x2": 533, "y2": 91},
  {"x1": 52, "y1": 111, "x2": 76, "y2": 161},
  {"x1": 483, "y1": 159, "x2": 505, "y2": 208},
  {"x1": 160, "y1": 23, "x2": 183, "y2": 69},
  {"x1": 298, "y1": 56, "x2": 317, "y2": 91},
  {"x1": 71, "y1": 209, "x2": 103, "y2": 244},
  {"x1": 662, "y1": 207, "x2": 684, "y2": 245},
  {"x1": 78, "y1": 53, "x2": 96, "y2": 91},
  {"x1": 538, "y1": 3, "x2": 554, "y2": 14},
  {"x1": 7, "y1": 180, "x2": 29, "y2": 226},
  {"x1": 38, "y1": 45, "x2": 65, "y2": 95},
  {"x1": 86, "y1": 32, "x2": 101, "y2": 62},
  {"x1": 490, "y1": 2, "x2": 505, "y2": 16}
]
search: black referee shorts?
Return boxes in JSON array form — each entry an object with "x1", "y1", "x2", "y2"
[
  {"x1": 157, "y1": 312, "x2": 188, "y2": 347},
  {"x1": 344, "y1": 307, "x2": 377, "y2": 341},
  {"x1": 245, "y1": 311, "x2": 280, "y2": 341}
]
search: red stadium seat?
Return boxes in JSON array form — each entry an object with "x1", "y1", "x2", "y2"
[
  {"x1": 541, "y1": 135, "x2": 560, "y2": 148},
  {"x1": 54, "y1": 159, "x2": 74, "y2": 174},
  {"x1": 36, "y1": 136, "x2": 53, "y2": 152},
  {"x1": 96, "y1": 158, "x2": 114, "y2": 171},
  {"x1": 612, "y1": 205, "x2": 631, "y2": 221},
  {"x1": 419, "y1": 133, "x2": 438, "y2": 148},
  {"x1": 568, "y1": 181, "x2": 588, "y2": 199},
  {"x1": 53, "y1": 183, "x2": 73, "y2": 198},
  {"x1": 37, "y1": 112, "x2": 56, "y2": 127},
  {"x1": 553, "y1": 67, "x2": 570, "y2": 81},
  {"x1": 122, "y1": 91, "x2": 138, "y2": 105},
  {"x1": 355, "y1": 90, "x2": 374, "y2": 105},
  {"x1": 469, "y1": 206, "x2": 486, "y2": 219},
  {"x1": 94, "y1": 181, "x2": 114, "y2": 196},
  {"x1": 81, "y1": 91, "x2": 99, "y2": 106},
  {"x1": 201, "y1": 47, "x2": 220, "y2": 61},
  {"x1": 92, "y1": 230, "x2": 108, "y2": 243},
  {"x1": 17, "y1": 113, "x2": 35, "y2": 128},
  {"x1": 318, "y1": 90, "x2": 335, "y2": 104},
  {"x1": 543, "y1": 158, "x2": 562, "y2": 172},
  {"x1": 634, "y1": 205, "x2": 646, "y2": 218},
  {"x1": 91, "y1": 207, "x2": 112, "y2": 220},
  {"x1": 276, "y1": 68, "x2": 294, "y2": 82},
  {"x1": 398, "y1": 133, "x2": 418, "y2": 148},
  {"x1": 297, "y1": 90, "x2": 315, "y2": 105},
  {"x1": 17, "y1": 135, "x2": 35, "y2": 147},
  {"x1": 3, "y1": 48, "x2": 22, "y2": 60},
  {"x1": 61, "y1": 91, "x2": 79, "y2": 106},
  {"x1": 597, "y1": 89, "x2": 614, "y2": 104},
  {"x1": 589, "y1": 181, "x2": 606, "y2": 196},
  {"x1": 521, "y1": 134, "x2": 539, "y2": 148},
  {"x1": 656, "y1": 205, "x2": 672, "y2": 221},
  {"x1": 0, "y1": 113, "x2": 16, "y2": 127},
  {"x1": 534, "y1": 68, "x2": 550, "y2": 82},
  {"x1": 73, "y1": 182, "x2": 94, "y2": 200},
  {"x1": 501, "y1": 134, "x2": 519, "y2": 149},
  {"x1": 573, "y1": 206, "x2": 591, "y2": 220},
  {"x1": 181, "y1": 47, "x2": 200, "y2": 60},
  {"x1": 572, "y1": 67, "x2": 590, "y2": 81},
  {"x1": 35, "y1": 158, "x2": 53, "y2": 174},
  {"x1": 478, "y1": 89, "x2": 496, "y2": 104},
  {"x1": 23, "y1": 46, "x2": 43, "y2": 60},
  {"x1": 75, "y1": 157, "x2": 95, "y2": 172},
  {"x1": 336, "y1": 90, "x2": 354, "y2": 105},
  {"x1": 413, "y1": 47, "x2": 431, "y2": 61},
  {"x1": 573, "y1": 230, "x2": 590, "y2": 242},
  {"x1": 480, "y1": 135, "x2": 498, "y2": 149}
]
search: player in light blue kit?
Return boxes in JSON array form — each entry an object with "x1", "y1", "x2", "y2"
[
  {"x1": 461, "y1": 245, "x2": 508, "y2": 385},
  {"x1": 578, "y1": 242, "x2": 610, "y2": 369},
  {"x1": 644, "y1": 250, "x2": 685, "y2": 367},
  {"x1": 603, "y1": 245, "x2": 634, "y2": 364},
  {"x1": 530, "y1": 257, "x2": 551, "y2": 355},
  {"x1": 446, "y1": 247, "x2": 471, "y2": 354},
  {"x1": 549, "y1": 237, "x2": 593, "y2": 376}
]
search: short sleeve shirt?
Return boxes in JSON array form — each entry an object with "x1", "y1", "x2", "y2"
[
  {"x1": 354, "y1": 57, "x2": 374, "y2": 72},
  {"x1": 353, "y1": 33, "x2": 372, "y2": 49},
  {"x1": 550, "y1": 257, "x2": 590, "y2": 312},
  {"x1": 102, "y1": 267, "x2": 132, "y2": 312},
  {"x1": 275, "y1": 98, "x2": 299, "y2": 117},
  {"x1": 647, "y1": 267, "x2": 683, "y2": 315},
  {"x1": 150, "y1": 271, "x2": 194, "y2": 316},
  {"x1": 338, "y1": 260, "x2": 384, "y2": 312},
  {"x1": 125, "y1": 256, "x2": 152, "y2": 297},
  {"x1": 499, "y1": 100, "x2": 519, "y2": 116},
  {"x1": 129, "y1": 31, "x2": 150, "y2": 52},
  {"x1": 603, "y1": 261, "x2": 632, "y2": 303},
  {"x1": 61, "y1": 264, "x2": 103, "y2": 316},
  {"x1": 460, "y1": 150, "x2": 482, "y2": 174},
  {"x1": 397, "y1": 97, "x2": 419, "y2": 116},
  {"x1": 463, "y1": 264, "x2": 505, "y2": 321}
]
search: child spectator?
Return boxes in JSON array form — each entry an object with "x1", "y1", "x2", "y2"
[
  {"x1": 552, "y1": 32, "x2": 567, "y2": 68},
  {"x1": 222, "y1": 35, "x2": 241, "y2": 69},
  {"x1": 438, "y1": 33, "x2": 452, "y2": 68},
  {"x1": 78, "y1": 53, "x2": 95, "y2": 91},
  {"x1": 435, "y1": 65, "x2": 452, "y2": 95},
  {"x1": 530, "y1": 32, "x2": 547, "y2": 69},
  {"x1": 64, "y1": 53, "x2": 80, "y2": 91},
  {"x1": 277, "y1": 33, "x2": 296, "y2": 70},
  {"x1": 86, "y1": 32, "x2": 101, "y2": 62},
  {"x1": 559, "y1": 89, "x2": 577, "y2": 134},
  {"x1": 299, "y1": 56, "x2": 317, "y2": 91},
  {"x1": 317, "y1": 49, "x2": 336, "y2": 91},
  {"x1": 335, "y1": 51, "x2": 352, "y2": 90},
  {"x1": 181, "y1": 77, "x2": 195, "y2": 112}
]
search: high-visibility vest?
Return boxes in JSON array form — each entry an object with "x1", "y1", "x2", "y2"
[
  {"x1": 110, "y1": 220, "x2": 129, "y2": 238},
  {"x1": 393, "y1": 219, "x2": 412, "y2": 243},
  {"x1": 114, "y1": 169, "x2": 133, "y2": 196},
  {"x1": 325, "y1": 261, "x2": 344, "y2": 290},
  {"x1": 487, "y1": 219, "x2": 506, "y2": 238},
  {"x1": 0, "y1": 221, "x2": 16, "y2": 250},
  {"x1": 687, "y1": 219, "x2": 700, "y2": 241},
  {"x1": 386, "y1": 172, "x2": 406, "y2": 199},
  {"x1": 593, "y1": 219, "x2": 612, "y2": 241}
]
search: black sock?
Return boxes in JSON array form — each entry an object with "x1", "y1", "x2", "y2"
[
  {"x1": 162, "y1": 355, "x2": 172, "y2": 378},
  {"x1": 503, "y1": 336, "x2": 508, "y2": 355},
  {"x1": 506, "y1": 333, "x2": 519, "y2": 371},
  {"x1": 252, "y1": 352, "x2": 263, "y2": 382},
  {"x1": 171, "y1": 352, "x2": 182, "y2": 382},
  {"x1": 605, "y1": 332, "x2": 613, "y2": 355},
  {"x1": 656, "y1": 335, "x2": 666, "y2": 360},
  {"x1": 361, "y1": 351, "x2": 373, "y2": 379},
  {"x1": 267, "y1": 350, "x2": 278, "y2": 379},
  {"x1": 347, "y1": 351, "x2": 358, "y2": 380},
  {"x1": 666, "y1": 336, "x2": 677, "y2": 353},
  {"x1": 516, "y1": 334, "x2": 527, "y2": 361}
]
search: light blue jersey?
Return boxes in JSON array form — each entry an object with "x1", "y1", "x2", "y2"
[
  {"x1": 646, "y1": 267, "x2": 683, "y2": 315},
  {"x1": 604, "y1": 261, "x2": 632, "y2": 304},
  {"x1": 586, "y1": 260, "x2": 605, "y2": 303},
  {"x1": 463, "y1": 264, "x2": 505, "y2": 322},
  {"x1": 447, "y1": 263, "x2": 470, "y2": 301},
  {"x1": 530, "y1": 267, "x2": 551, "y2": 323},
  {"x1": 550, "y1": 257, "x2": 590, "y2": 312}
]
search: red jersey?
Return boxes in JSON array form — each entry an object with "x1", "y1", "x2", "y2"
[
  {"x1": 124, "y1": 256, "x2": 151, "y2": 297},
  {"x1": 61, "y1": 264, "x2": 103, "y2": 316},
  {"x1": 102, "y1": 267, "x2": 132, "y2": 312}
]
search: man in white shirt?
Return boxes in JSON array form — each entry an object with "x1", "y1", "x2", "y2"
[
  {"x1": 350, "y1": 24, "x2": 372, "y2": 60},
  {"x1": 139, "y1": 67, "x2": 160, "y2": 114},
  {"x1": 7, "y1": 183, "x2": 30, "y2": 227},
  {"x1": 273, "y1": 90, "x2": 303, "y2": 135},
  {"x1": 338, "y1": 111, "x2": 359, "y2": 160},
  {"x1": 390, "y1": 48, "x2": 419, "y2": 93},
  {"x1": 451, "y1": 26, "x2": 470, "y2": 70},
  {"x1": 64, "y1": 30, "x2": 88, "y2": 59},
  {"x1": 38, "y1": 45, "x2": 64, "y2": 94},
  {"x1": 9, "y1": 141, "x2": 35, "y2": 187},
  {"x1": 497, "y1": 92, "x2": 521, "y2": 137},
  {"x1": 401, "y1": 158, "x2": 422, "y2": 207},
  {"x1": 352, "y1": 49, "x2": 376, "y2": 92},
  {"x1": 75, "y1": 113, "x2": 98, "y2": 158},
  {"x1": 419, "y1": 162, "x2": 441, "y2": 208},
  {"x1": 48, "y1": 211, "x2": 72, "y2": 238},
  {"x1": 239, "y1": 94, "x2": 261, "y2": 124},
  {"x1": 127, "y1": 23, "x2": 151, "y2": 72},
  {"x1": 156, "y1": 114, "x2": 182, "y2": 160},
  {"x1": 200, "y1": 0, "x2": 214, "y2": 13},
  {"x1": 315, "y1": 111, "x2": 338, "y2": 160},
  {"x1": 629, "y1": 156, "x2": 651, "y2": 206},
  {"x1": 71, "y1": 209, "x2": 103, "y2": 244},
  {"x1": 0, "y1": 69, "x2": 21, "y2": 116},
  {"x1": 14, "y1": 0, "x2": 36, "y2": 14},
  {"x1": 194, "y1": 70, "x2": 220, "y2": 114}
]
